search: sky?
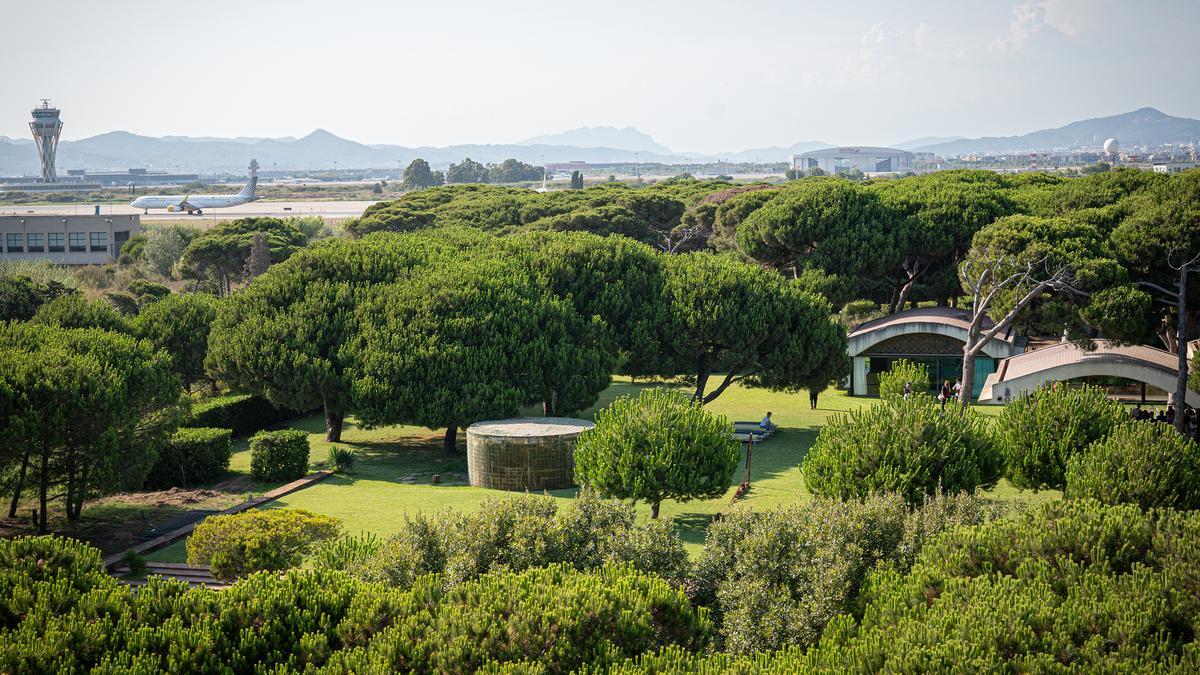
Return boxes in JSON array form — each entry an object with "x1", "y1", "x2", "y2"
[{"x1": 1, "y1": 0, "x2": 1197, "y2": 154}]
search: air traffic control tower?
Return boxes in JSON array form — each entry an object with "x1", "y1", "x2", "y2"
[{"x1": 29, "y1": 100, "x2": 63, "y2": 183}]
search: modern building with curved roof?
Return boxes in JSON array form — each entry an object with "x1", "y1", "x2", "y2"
[
  {"x1": 791, "y1": 146, "x2": 913, "y2": 174},
  {"x1": 847, "y1": 307, "x2": 1025, "y2": 398},
  {"x1": 978, "y1": 341, "x2": 1197, "y2": 406}
]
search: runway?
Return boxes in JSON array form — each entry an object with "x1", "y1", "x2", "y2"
[{"x1": 0, "y1": 200, "x2": 379, "y2": 223}]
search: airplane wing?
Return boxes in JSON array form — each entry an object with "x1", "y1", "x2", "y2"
[{"x1": 177, "y1": 195, "x2": 193, "y2": 209}]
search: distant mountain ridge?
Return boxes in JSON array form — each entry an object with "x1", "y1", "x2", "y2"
[
  {"x1": 2, "y1": 107, "x2": 1196, "y2": 175},
  {"x1": 915, "y1": 108, "x2": 1200, "y2": 155}
]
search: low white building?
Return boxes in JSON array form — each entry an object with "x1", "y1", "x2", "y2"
[
  {"x1": 0, "y1": 214, "x2": 140, "y2": 265},
  {"x1": 792, "y1": 146, "x2": 914, "y2": 174}
]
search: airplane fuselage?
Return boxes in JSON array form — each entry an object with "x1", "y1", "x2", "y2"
[{"x1": 130, "y1": 193, "x2": 257, "y2": 214}]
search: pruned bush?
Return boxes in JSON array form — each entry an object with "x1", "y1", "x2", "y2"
[
  {"x1": 1066, "y1": 421, "x2": 1200, "y2": 509},
  {"x1": 145, "y1": 427, "x2": 232, "y2": 488},
  {"x1": 349, "y1": 491, "x2": 688, "y2": 589},
  {"x1": 878, "y1": 358, "x2": 930, "y2": 401},
  {"x1": 995, "y1": 383, "x2": 1128, "y2": 490},
  {"x1": 186, "y1": 508, "x2": 341, "y2": 580},
  {"x1": 691, "y1": 490, "x2": 1007, "y2": 654},
  {"x1": 575, "y1": 388, "x2": 740, "y2": 518},
  {"x1": 188, "y1": 393, "x2": 297, "y2": 436},
  {"x1": 322, "y1": 563, "x2": 712, "y2": 674},
  {"x1": 802, "y1": 397, "x2": 1001, "y2": 504},
  {"x1": 249, "y1": 428, "x2": 310, "y2": 482}
]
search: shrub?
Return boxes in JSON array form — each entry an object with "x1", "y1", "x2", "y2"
[
  {"x1": 1066, "y1": 421, "x2": 1200, "y2": 509},
  {"x1": 322, "y1": 563, "x2": 712, "y2": 674},
  {"x1": 30, "y1": 293, "x2": 129, "y2": 333},
  {"x1": 124, "y1": 279, "x2": 171, "y2": 306},
  {"x1": 249, "y1": 429, "x2": 310, "y2": 482},
  {"x1": 802, "y1": 397, "x2": 1002, "y2": 504},
  {"x1": 186, "y1": 508, "x2": 341, "y2": 580},
  {"x1": 0, "y1": 535, "x2": 111, "y2": 631},
  {"x1": 145, "y1": 427, "x2": 232, "y2": 488},
  {"x1": 350, "y1": 492, "x2": 688, "y2": 588},
  {"x1": 312, "y1": 533, "x2": 383, "y2": 572},
  {"x1": 103, "y1": 290, "x2": 140, "y2": 316},
  {"x1": 841, "y1": 299, "x2": 880, "y2": 323},
  {"x1": 691, "y1": 490, "x2": 1007, "y2": 654},
  {"x1": 121, "y1": 549, "x2": 147, "y2": 576},
  {"x1": 327, "y1": 446, "x2": 357, "y2": 474},
  {"x1": 575, "y1": 388, "x2": 740, "y2": 518},
  {"x1": 188, "y1": 392, "x2": 298, "y2": 436},
  {"x1": 995, "y1": 383, "x2": 1128, "y2": 490},
  {"x1": 878, "y1": 358, "x2": 930, "y2": 400}
]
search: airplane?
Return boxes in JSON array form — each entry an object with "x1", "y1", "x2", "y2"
[{"x1": 131, "y1": 159, "x2": 259, "y2": 215}]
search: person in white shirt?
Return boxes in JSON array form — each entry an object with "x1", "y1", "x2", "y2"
[{"x1": 760, "y1": 412, "x2": 777, "y2": 431}]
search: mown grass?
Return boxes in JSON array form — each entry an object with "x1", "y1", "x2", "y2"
[{"x1": 147, "y1": 378, "x2": 1058, "y2": 562}]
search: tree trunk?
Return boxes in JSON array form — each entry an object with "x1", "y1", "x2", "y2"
[
  {"x1": 893, "y1": 276, "x2": 918, "y2": 314},
  {"x1": 543, "y1": 391, "x2": 557, "y2": 417},
  {"x1": 8, "y1": 448, "x2": 30, "y2": 517},
  {"x1": 324, "y1": 402, "x2": 344, "y2": 443},
  {"x1": 37, "y1": 442, "x2": 49, "y2": 534},
  {"x1": 650, "y1": 501, "x2": 661, "y2": 519},
  {"x1": 693, "y1": 354, "x2": 711, "y2": 403},
  {"x1": 444, "y1": 425, "x2": 458, "y2": 455},
  {"x1": 1176, "y1": 266, "x2": 1190, "y2": 435}
]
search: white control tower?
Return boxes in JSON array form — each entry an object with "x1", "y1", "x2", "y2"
[{"x1": 29, "y1": 100, "x2": 63, "y2": 183}]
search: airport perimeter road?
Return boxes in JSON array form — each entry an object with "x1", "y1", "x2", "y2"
[{"x1": 0, "y1": 200, "x2": 379, "y2": 222}]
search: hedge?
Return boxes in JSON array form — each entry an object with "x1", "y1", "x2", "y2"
[
  {"x1": 187, "y1": 508, "x2": 342, "y2": 580},
  {"x1": 801, "y1": 397, "x2": 1002, "y2": 504},
  {"x1": 188, "y1": 393, "x2": 298, "y2": 437},
  {"x1": 1066, "y1": 421, "x2": 1200, "y2": 509},
  {"x1": 249, "y1": 429, "x2": 310, "y2": 482},
  {"x1": 144, "y1": 427, "x2": 232, "y2": 488}
]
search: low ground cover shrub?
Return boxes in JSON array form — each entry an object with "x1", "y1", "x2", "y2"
[
  {"x1": 1066, "y1": 421, "x2": 1200, "y2": 509},
  {"x1": 186, "y1": 508, "x2": 341, "y2": 580},
  {"x1": 188, "y1": 393, "x2": 298, "y2": 437},
  {"x1": 145, "y1": 426, "x2": 232, "y2": 488},
  {"x1": 349, "y1": 491, "x2": 688, "y2": 588},
  {"x1": 802, "y1": 397, "x2": 1001, "y2": 504},
  {"x1": 691, "y1": 490, "x2": 1007, "y2": 654},
  {"x1": 249, "y1": 429, "x2": 310, "y2": 482},
  {"x1": 995, "y1": 383, "x2": 1127, "y2": 490}
]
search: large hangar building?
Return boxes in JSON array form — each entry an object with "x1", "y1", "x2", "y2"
[{"x1": 792, "y1": 146, "x2": 914, "y2": 174}]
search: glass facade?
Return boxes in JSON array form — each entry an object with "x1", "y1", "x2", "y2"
[
  {"x1": 6, "y1": 233, "x2": 23, "y2": 252},
  {"x1": 866, "y1": 355, "x2": 994, "y2": 398},
  {"x1": 69, "y1": 232, "x2": 86, "y2": 252},
  {"x1": 47, "y1": 232, "x2": 64, "y2": 252},
  {"x1": 26, "y1": 233, "x2": 44, "y2": 252},
  {"x1": 89, "y1": 231, "x2": 107, "y2": 253}
]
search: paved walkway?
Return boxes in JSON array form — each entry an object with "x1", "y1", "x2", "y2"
[{"x1": 103, "y1": 470, "x2": 333, "y2": 572}]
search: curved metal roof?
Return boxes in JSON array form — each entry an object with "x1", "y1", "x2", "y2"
[
  {"x1": 992, "y1": 340, "x2": 1180, "y2": 382},
  {"x1": 849, "y1": 307, "x2": 1014, "y2": 343}
]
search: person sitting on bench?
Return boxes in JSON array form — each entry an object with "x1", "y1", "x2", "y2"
[{"x1": 760, "y1": 412, "x2": 777, "y2": 432}]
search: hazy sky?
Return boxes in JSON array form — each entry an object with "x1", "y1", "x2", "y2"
[{"x1": 1, "y1": 0, "x2": 1197, "y2": 153}]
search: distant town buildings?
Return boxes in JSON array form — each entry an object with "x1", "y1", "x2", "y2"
[{"x1": 791, "y1": 147, "x2": 914, "y2": 174}]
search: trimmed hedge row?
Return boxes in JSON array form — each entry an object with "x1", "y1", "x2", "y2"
[
  {"x1": 249, "y1": 429, "x2": 311, "y2": 482},
  {"x1": 144, "y1": 427, "x2": 233, "y2": 488},
  {"x1": 187, "y1": 508, "x2": 342, "y2": 581},
  {"x1": 188, "y1": 393, "x2": 298, "y2": 437}
]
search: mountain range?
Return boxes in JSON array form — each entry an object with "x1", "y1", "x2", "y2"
[{"x1": 1, "y1": 108, "x2": 1197, "y2": 176}]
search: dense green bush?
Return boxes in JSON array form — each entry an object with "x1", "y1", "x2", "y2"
[
  {"x1": 350, "y1": 492, "x2": 688, "y2": 588},
  {"x1": 145, "y1": 426, "x2": 232, "y2": 488},
  {"x1": 995, "y1": 383, "x2": 1128, "y2": 490},
  {"x1": 575, "y1": 388, "x2": 740, "y2": 518},
  {"x1": 0, "y1": 536, "x2": 110, "y2": 631},
  {"x1": 1066, "y1": 421, "x2": 1200, "y2": 509},
  {"x1": 124, "y1": 279, "x2": 171, "y2": 306},
  {"x1": 802, "y1": 397, "x2": 1002, "y2": 504},
  {"x1": 249, "y1": 429, "x2": 310, "y2": 481},
  {"x1": 312, "y1": 533, "x2": 383, "y2": 572},
  {"x1": 188, "y1": 392, "x2": 298, "y2": 436},
  {"x1": 608, "y1": 499, "x2": 1200, "y2": 673},
  {"x1": 322, "y1": 563, "x2": 712, "y2": 674},
  {"x1": 691, "y1": 490, "x2": 1007, "y2": 654},
  {"x1": 187, "y1": 508, "x2": 341, "y2": 580},
  {"x1": 30, "y1": 293, "x2": 129, "y2": 333},
  {"x1": 878, "y1": 358, "x2": 930, "y2": 400}
]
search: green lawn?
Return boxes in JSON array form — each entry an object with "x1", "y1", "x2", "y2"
[{"x1": 148, "y1": 379, "x2": 1059, "y2": 562}]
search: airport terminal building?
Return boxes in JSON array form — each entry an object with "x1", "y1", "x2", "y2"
[
  {"x1": 0, "y1": 214, "x2": 139, "y2": 264},
  {"x1": 792, "y1": 146, "x2": 914, "y2": 174}
]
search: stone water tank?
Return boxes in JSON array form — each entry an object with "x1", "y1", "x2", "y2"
[{"x1": 465, "y1": 417, "x2": 594, "y2": 491}]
